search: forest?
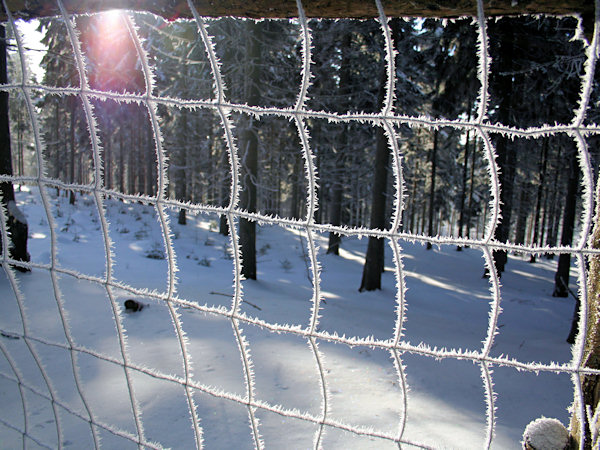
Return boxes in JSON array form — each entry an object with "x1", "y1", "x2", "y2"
[
  {"x1": 4, "y1": 13, "x2": 598, "y2": 294},
  {"x1": 1, "y1": 7, "x2": 600, "y2": 449}
]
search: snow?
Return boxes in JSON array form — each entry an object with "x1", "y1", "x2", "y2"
[
  {"x1": 523, "y1": 417, "x2": 569, "y2": 449},
  {"x1": 0, "y1": 187, "x2": 577, "y2": 448}
]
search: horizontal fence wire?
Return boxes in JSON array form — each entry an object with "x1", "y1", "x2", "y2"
[{"x1": 0, "y1": 0, "x2": 599, "y2": 448}]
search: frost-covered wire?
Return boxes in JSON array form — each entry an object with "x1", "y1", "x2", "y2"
[{"x1": 1, "y1": 0, "x2": 599, "y2": 448}]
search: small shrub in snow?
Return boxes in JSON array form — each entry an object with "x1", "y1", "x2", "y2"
[
  {"x1": 280, "y1": 258, "x2": 292, "y2": 272},
  {"x1": 134, "y1": 229, "x2": 148, "y2": 240},
  {"x1": 145, "y1": 242, "x2": 165, "y2": 260},
  {"x1": 222, "y1": 244, "x2": 233, "y2": 260},
  {"x1": 198, "y1": 256, "x2": 211, "y2": 267},
  {"x1": 259, "y1": 243, "x2": 270, "y2": 255},
  {"x1": 204, "y1": 237, "x2": 214, "y2": 246},
  {"x1": 61, "y1": 217, "x2": 75, "y2": 232}
]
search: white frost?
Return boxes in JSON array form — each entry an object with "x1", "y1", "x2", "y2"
[{"x1": 523, "y1": 417, "x2": 569, "y2": 450}]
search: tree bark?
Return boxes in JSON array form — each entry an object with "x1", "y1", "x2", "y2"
[
  {"x1": 327, "y1": 178, "x2": 342, "y2": 255},
  {"x1": 426, "y1": 129, "x2": 438, "y2": 250},
  {"x1": 359, "y1": 124, "x2": 389, "y2": 292},
  {"x1": 176, "y1": 109, "x2": 188, "y2": 225},
  {"x1": 239, "y1": 21, "x2": 261, "y2": 280},
  {"x1": 490, "y1": 19, "x2": 517, "y2": 276},
  {"x1": 552, "y1": 149, "x2": 579, "y2": 297},
  {"x1": 529, "y1": 137, "x2": 548, "y2": 263},
  {"x1": 457, "y1": 127, "x2": 470, "y2": 250},
  {"x1": 69, "y1": 96, "x2": 76, "y2": 205},
  {"x1": 514, "y1": 185, "x2": 529, "y2": 246},
  {"x1": 569, "y1": 189, "x2": 600, "y2": 449},
  {"x1": 0, "y1": 24, "x2": 29, "y2": 271}
]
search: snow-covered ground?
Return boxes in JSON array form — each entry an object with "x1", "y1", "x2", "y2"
[{"x1": 0, "y1": 187, "x2": 577, "y2": 449}]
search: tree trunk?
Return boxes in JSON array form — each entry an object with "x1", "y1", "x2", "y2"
[
  {"x1": 118, "y1": 125, "x2": 125, "y2": 193},
  {"x1": 514, "y1": 185, "x2": 529, "y2": 246},
  {"x1": 290, "y1": 152, "x2": 303, "y2": 220},
  {"x1": 177, "y1": 110, "x2": 188, "y2": 225},
  {"x1": 239, "y1": 21, "x2": 260, "y2": 280},
  {"x1": 545, "y1": 147, "x2": 562, "y2": 259},
  {"x1": 219, "y1": 145, "x2": 229, "y2": 235},
  {"x1": 69, "y1": 96, "x2": 76, "y2": 205},
  {"x1": 426, "y1": 129, "x2": 438, "y2": 250},
  {"x1": 457, "y1": 128, "x2": 470, "y2": 250},
  {"x1": 466, "y1": 136, "x2": 478, "y2": 240},
  {"x1": 569, "y1": 189, "x2": 600, "y2": 448},
  {"x1": 327, "y1": 33, "x2": 351, "y2": 254},
  {"x1": 327, "y1": 178, "x2": 342, "y2": 255},
  {"x1": 105, "y1": 130, "x2": 112, "y2": 190},
  {"x1": 490, "y1": 20, "x2": 517, "y2": 276},
  {"x1": 0, "y1": 24, "x2": 29, "y2": 271},
  {"x1": 553, "y1": 150, "x2": 579, "y2": 297},
  {"x1": 359, "y1": 123, "x2": 389, "y2": 292},
  {"x1": 529, "y1": 137, "x2": 548, "y2": 263}
]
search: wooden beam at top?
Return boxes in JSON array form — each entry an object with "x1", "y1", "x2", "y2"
[{"x1": 0, "y1": 0, "x2": 593, "y2": 21}]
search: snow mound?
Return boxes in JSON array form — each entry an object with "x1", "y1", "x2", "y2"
[{"x1": 523, "y1": 417, "x2": 569, "y2": 450}]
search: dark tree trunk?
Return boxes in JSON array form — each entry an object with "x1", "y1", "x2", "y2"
[
  {"x1": 569, "y1": 193, "x2": 600, "y2": 448},
  {"x1": 105, "y1": 130, "x2": 112, "y2": 190},
  {"x1": 118, "y1": 125, "x2": 125, "y2": 193},
  {"x1": 177, "y1": 110, "x2": 188, "y2": 225},
  {"x1": 545, "y1": 147, "x2": 562, "y2": 259},
  {"x1": 219, "y1": 147, "x2": 229, "y2": 236},
  {"x1": 529, "y1": 137, "x2": 548, "y2": 263},
  {"x1": 0, "y1": 25, "x2": 29, "y2": 271},
  {"x1": 239, "y1": 124, "x2": 258, "y2": 280},
  {"x1": 457, "y1": 128, "x2": 470, "y2": 251},
  {"x1": 327, "y1": 179, "x2": 342, "y2": 255},
  {"x1": 553, "y1": 150, "x2": 579, "y2": 297},
  {"x1": 290, "y1": 152, "x2": 303, "y2": 220},
  {"x1": 514, "y1": 185, "x2": 529, "y2": 246},
  {"x1": 146, "y1": 125, "x2": 154, "y2": 196},
  {"x1": 426, "y1": 129, "x2": 438, "y2": 250},
  {"x1": 327, "y1": 33, "x2": 351, "y2": 255},
  {"x1": 408, "y1": 160, "x2": 419, "y2": 233},
  {"x1": 239, "y1": 21, "x2": 261, "y2": 280},
  {"x1": 466, "y1": 136, "x2": 477, "y2": 239},
  {"x1": 69, "y1": 97, "x2": 76, "y2": 205},
  {"x1": 359, "y1": 124, "x2": 389, "y2": 292},
  {"x1": 490, "y1": 20, "x2": 517, "y2": 276}
]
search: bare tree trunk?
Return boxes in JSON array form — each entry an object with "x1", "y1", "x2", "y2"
[
  {"x1": 457, "y1": 128, "x2": 470, "y2": 250},
  {"x1": 569, "y1": 190, "x2": 600, "y2": 448},
  {"x1": 545, "y1": 147, "x2": 562, "y2": 259},
  {"x1": 514, "y1": 184, "x2": 529, "y2": 246},
  {"x1": 69, "y1": 97, "x2": 76, "y2": 205},
  {"x1": 530, "y1": 137, "x2": 548, "y2": 263},
  {"x1": 426, "y1": 129, "x2": 438, "y2": 250},
  {"x1": 177, "y1": 110, "x2": 188, "y2": 225},
  {"x1": 553, "y1": 149, "x2": 579, "y2": 297},
  {"x1": 0, "y1": 24, "x2": 29, "y2": 270},
  {"x1": 466, "y1": 136, "x2": 478, "y2": 240},
  {"x1": 359, "y1": 124, "x2": 389, "y2": 292},
  {"x1": 490, "y1": 19, "x2": 517, "y2": 276},
  {"x1": 239, "y1": 21, "x2": 261, "y2": 280},
  {"x1": 327, "y1": 178, "x2": 342, "y2": 255}
]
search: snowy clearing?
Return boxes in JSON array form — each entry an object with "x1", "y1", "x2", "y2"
[{"x1": 0, "y1": 187, "x2": 577, "y2": 449}]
